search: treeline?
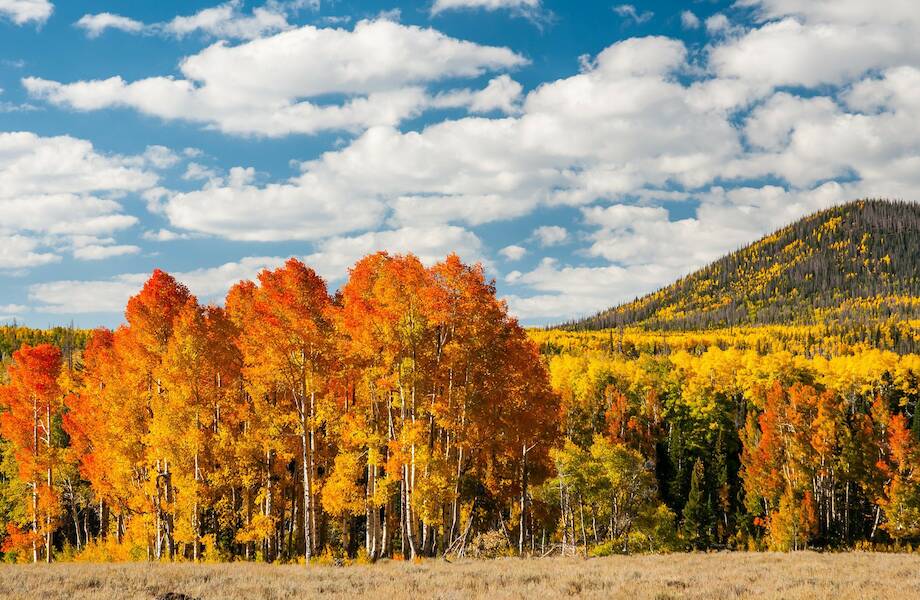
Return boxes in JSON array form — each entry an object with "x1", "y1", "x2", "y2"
[
  {"x1": 539, "y1": 322, "x2": 920, "y2": 359},
  {"x1": 2, "y1": 255, "x2": 920, "y2": 563},
  {"x1": 0, "y1": 325, "x2": 88, "y2": 365},
  {"x1": 0, "y1": 254, "x2": 559, "y2": 563},
  {"x1": 540, "y1": 330, "x2": 920, "y2": 551},
  {"x1": 571, "y1": 199, "x2": 920, "y2": 341}
]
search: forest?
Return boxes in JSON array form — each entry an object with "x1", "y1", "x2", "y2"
[
  {"x1": 0, "y1": 204, "x2": 919, "y2": 563},
  {"x1": 0, "y1": 254, "x2": 559, "y2": 563},
  {"x1": 571, "y1": 200, "x2": 920, "y2": 345}
]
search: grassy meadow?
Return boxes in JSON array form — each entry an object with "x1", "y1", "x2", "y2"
[{"x1": 0, "y1": 552, "x2": 918, "y2": 600}]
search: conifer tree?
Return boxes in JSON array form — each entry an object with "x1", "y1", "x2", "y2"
[{"x1": 682, "y1": 459, "x2": 711, "y2": 550}]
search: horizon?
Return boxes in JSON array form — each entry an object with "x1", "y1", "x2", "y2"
[{"x1": 2, "y1": 1, "x2": 920, "y2": 329}]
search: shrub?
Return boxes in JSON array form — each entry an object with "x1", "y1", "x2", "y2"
[{"x1": 467, "y1": 530, "x2": 510, "y2": 559}]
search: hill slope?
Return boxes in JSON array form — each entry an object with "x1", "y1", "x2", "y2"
[{"x1": 569, "y1": 199, "x2": 920, "y2": 332}]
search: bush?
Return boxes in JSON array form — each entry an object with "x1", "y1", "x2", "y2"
[
  {"x1": 467, "y1": 530, "x2": 510, "y2": 559},
  {"x1": 588, "y1": 540, "x2": 618, "y2": 557}
]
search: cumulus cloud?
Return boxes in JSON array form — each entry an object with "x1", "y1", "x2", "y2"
[
  {"x1": 75, "y1": 1, "x2": 318, "y2": 41},
  {"x1": 680, "y1": 10, "x2": 700, "y2": 29},
  {"x1": 0, "y1": 0, "x2": 52, "y2": 25},
  {"x1": 0, "y1": 132, "x2": 159, "y2": 266},
  {"x1": 163, "y1": 176, "x2": 385, "y2": 241},
  {"x1": 432, "y1": 75, "x2": 524, "y2": 115},
  {"x1": 75, "y1": 12, "x2": 144, "y2": 38},
  {"x1": 431, "y1": 0, "x2": 541, "y2": 16},
  {"x1": 704, "y1": 14, "x2": 733, "y2": 35},
  {"x1": 27, "y1": 19, "x2": 527, "y2": 137},
  {"x1": 304, "y1": 225, "x2": 486, "y2": 281},
  {"x1": 0, "y1": 235, "x2": 58, "y2": 270},
  {"x1": 613, "y1": 4, "x2": 653, "y2": 25},
  {"x1": 503, "y1": 258, "x2": 683, "y2": 320},
  {"x1": 532, "y1": 225, "x2": 567, "y2": 247},
  {"x1": 142, "y1": 229, "x2": 190, "y2": 242},
  {"x1": 72, "y1": 244, "x2": 141, "y2": 261},
  {"x1": 150, "y1": 36, "x2": 740, "y2": 242},
  {"x1": 18, "y1": 0, "x2": 920, "y2": 326},
  {"x1": 712, "y1": 2, "x2": 920, "y2": 89},
  {"x1": 164, "y1": 0, "x2": 291, "y2": 40},
  {"x1": 499, "y1": 245, "x2": 526, "y2": 261}
]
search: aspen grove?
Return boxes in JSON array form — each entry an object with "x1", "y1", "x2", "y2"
[{"x1": 0, "y1": 253, "x2": 560, "y2": 563}]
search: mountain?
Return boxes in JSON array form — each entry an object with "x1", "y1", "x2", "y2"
[{"x1": 568, "y1": 199, "x2": 920, "y2": 333}]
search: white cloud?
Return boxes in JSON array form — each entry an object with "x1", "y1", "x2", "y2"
[
  {"x1": 499, "y1": 244, "x2": 526, "y2": 261},
  {"x1": 183, "y1": 162, "x2": 219, "y2": 181},
  {"x1": 704, "y1": 14, "x2": 731, "y2": 34},
  {"x1": 30, "y1": 275, "x2": 146, "y2": 314},
  {"x1": 72, "y1": 244, "x2": 141, "y2": 261},
  {"x1": 26, "y1": 19, "x2": 527, "y2": 137},
  {"x1": 711, "y1": 3, "x2": 920, "y2": 90},
  {"x1": 163, "y1": 176, "x2": 385, "y2": 241},
  {"x1": 142, "y1": 229, "x2": 190, "y2": 242},
  {"x1": 164, "y1": 0, "x2": 291, "y2": 40},
  {"x1": 613, "y1": 4, "x2": 653, "y2": 25},
  {"x1": 680, "y1": 10, "x2": 700, "y2": 29},
  {"x1": 75, "y1": 1, "x2": 319, "y2": 41},
  {"x1": 0, "y1": 132, "x2": 158, "y2": 267},
  {"x1": 431, "y1": 0, "x2": 541, "y2": 16},
  {"x1": 503, "y1": 258, "x2": 682, "y2": 321},
  {"x1": 0, "y1": 0, "x2": 52, "y2": 25},
  {"x1": 722, "y1": 72, "x2": 920, "y2": 192},
  {"x1": 304, "y1": 225, "x2": 486, "y2": 281},
  {"x1": 737, "y1": 0, "x2": 920, "y2": 26},
  {"x1": 140, "y1": 145, "x2": 181, "y2": 169},
  {"x1": 75, "y1": 13, "x2": 145, "y2": 38},
  {"x1": 0, "y1": 132, "x2": 155, "y2": 199},
  {"x1": 0, "y1": 100, "x2": 38, "y2": 113},
  {"x1": 134, "y1": 36, "x2": 740, "y2": 244},
  {"x1": 583, "y1": 204, "x2": 751, "y2": 269},
  {"x1": 582, "y1": 204, "x2": 667, "y2": 231},
  {"x1": 0, "y1": 234, "x2": 59, "y2": 270},
  {"x1": 532, "y1": 225, "x2": 567, "y2": 247},
  {"x1": 432, "y1": 75, "x2": 524, "y2": 115}
]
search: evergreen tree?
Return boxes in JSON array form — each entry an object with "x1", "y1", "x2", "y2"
[
  {"x1": 682, "y1": 459, "x2": 712, "y2": 550},
  {"x1": 712, "y1": 433, "x2": 731, "y2": 544}
]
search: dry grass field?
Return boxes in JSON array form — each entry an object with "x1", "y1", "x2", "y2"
[{"x1": 0, "y1": 552, "x2": 918, "y2": 600}]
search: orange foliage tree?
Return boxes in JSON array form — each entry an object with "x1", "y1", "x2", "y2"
[{"x1": 0, "y1": 344, "x2": 64, "y2": 562}]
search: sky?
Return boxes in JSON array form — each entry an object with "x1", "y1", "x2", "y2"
[{"x1": 0, "y1": 0, "x2": 918, "y2": 328}]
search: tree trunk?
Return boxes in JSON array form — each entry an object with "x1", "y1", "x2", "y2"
[
  {"x1": 518, "y1": 443, "x2": 528, "y2": 556},
  {"x1": 366, "y1": 461, "x2": 378, "y2": 560},
  {"x1": 100, "y1": 500, "x2": 109, "y2": 540},
  {"x1": 302, "y1": 414, "x2": 313, "y2": 562},
  {"x1": 32, "y1": 394, "x2": 38, "y2": 564}
]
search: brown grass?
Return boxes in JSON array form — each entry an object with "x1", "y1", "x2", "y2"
[{"x1": 0, "y1": 552, "x2": 918, "y2": 599}]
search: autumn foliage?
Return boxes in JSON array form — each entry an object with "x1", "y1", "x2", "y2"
[
  {"x1": 2, "y1": 251, "x2": 920, "y2": 562},
  {"x1": 0, "y1": 253, "x2": 560, "y2": 562}
]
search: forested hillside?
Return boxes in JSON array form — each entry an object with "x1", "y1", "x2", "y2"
[{"x1": 571, "y1": 200, "x2": 920, "y2": 342}]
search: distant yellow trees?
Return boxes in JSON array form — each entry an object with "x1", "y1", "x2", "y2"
[{"x1": 535, "y1": 326, "x2": 920, "y2": 551}]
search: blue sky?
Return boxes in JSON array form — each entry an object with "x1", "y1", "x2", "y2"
[{"x1": 0, "y1": 0, "x2": 918, "y2": 328}]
